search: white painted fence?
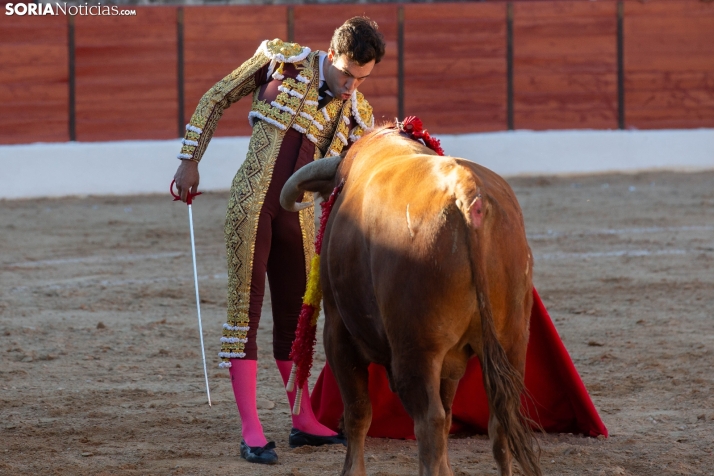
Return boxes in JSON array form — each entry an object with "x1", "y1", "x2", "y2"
[{"x1": 3, "y1": 129, "x2": 712, "y2": 199}]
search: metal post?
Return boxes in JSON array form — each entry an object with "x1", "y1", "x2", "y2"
[
  {"x1": 506, "y1": 3, "x2": 514, "y2": 131},
  {"x1": 287, "y1": 6, "x2": 294, "y2": 43},
  {"x1": 617, "y1": 1, "x2": 625, "y2": 130},
  {"x1": 68, "y1": 14, "x2": 76, "y2": 141},
  {"x1": 397, "y1": 5, "x2": 405, "y2": 121}
]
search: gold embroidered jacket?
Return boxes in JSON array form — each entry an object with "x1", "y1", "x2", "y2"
[
  {"x1": 178, "y1": 38, "x2": 374, "y2": 163},
  {"x1": 176, "y1": 39, "x2": 375, "y2": 366}
]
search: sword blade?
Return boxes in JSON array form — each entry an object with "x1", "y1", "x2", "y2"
[{"x1": 188, "y1": 203, "x2": 212, "y2": 407}]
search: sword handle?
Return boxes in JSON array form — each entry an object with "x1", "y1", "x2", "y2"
[{"x1": 170, "y1": 179, "x2": 203, "y2": 205}]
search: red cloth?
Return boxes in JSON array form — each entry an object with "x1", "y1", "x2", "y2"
[{"x1": 310, "y1": 289, "x2": 608, "y2": 438}]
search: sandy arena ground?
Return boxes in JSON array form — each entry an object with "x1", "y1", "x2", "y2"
[{"x1": 1, "y1": 170, "x2": 713, "y2": 476}]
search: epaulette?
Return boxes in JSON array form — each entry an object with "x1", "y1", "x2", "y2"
[
  {"x1": 257, "y1": 39, "x2": 311, "y2": 80},
  {"x1": 259, "y1": 39, "x2": 311, "y2": 63}
]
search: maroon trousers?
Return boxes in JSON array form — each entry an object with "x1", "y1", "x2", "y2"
[{"x1": 241, "y1": 128, "x2": 315, "y2": 360}]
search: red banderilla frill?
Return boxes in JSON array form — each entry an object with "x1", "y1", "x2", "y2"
[
  {"x1": 400, "y1": 115, "x2": 445, "y2": 156},
  {"x1": 286, "y1": 179, "x2": 345, "y2": 415}
]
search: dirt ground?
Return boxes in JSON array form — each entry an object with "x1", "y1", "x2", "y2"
[{"x1": 1, "y1": 170, "x2": 713, "y2": 476}]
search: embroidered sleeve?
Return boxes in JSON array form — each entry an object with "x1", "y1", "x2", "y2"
[{"x1": 178, "y1": 42, "x2": 281, "y2": 163}]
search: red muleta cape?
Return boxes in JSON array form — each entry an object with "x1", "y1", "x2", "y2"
[{"x1": 310, "y1": 288, "x2": 608, "y2": 438}]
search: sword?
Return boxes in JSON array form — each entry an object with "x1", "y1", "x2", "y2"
[{"x1": 171, "y1": 180, "x2": 211, "y2": 407}]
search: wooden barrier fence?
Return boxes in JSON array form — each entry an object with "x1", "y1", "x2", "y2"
[{"x1": 1, "y1": 0, "x2": 712, "y2": 144}]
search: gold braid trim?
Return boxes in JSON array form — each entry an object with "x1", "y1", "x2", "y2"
[
  {"x1": 179, "y1": 50, "x2": 271, "y2": 163},
  {"x1": 324, "y1": 100, "x2": 353, "y2": 157},
  {"x1": 222, "y1": 121, "x2": 284, "y2": 361}
]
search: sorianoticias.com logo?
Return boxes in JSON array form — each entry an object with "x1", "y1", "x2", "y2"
[{"x1": 5, "y1": 3, "x2": 137, "y2": 16}]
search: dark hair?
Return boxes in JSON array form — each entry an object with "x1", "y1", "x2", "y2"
[{"x1": 329, "y1": 16, "x2": 386, "y2": 65}]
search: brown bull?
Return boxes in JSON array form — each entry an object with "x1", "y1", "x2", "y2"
[{"x1": 281, "y1": 126, "x2": 541, "y2": 476}]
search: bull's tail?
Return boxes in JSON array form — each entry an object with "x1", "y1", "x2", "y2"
[{"x1": 457, "y1": 189, "x2": 542, "y2": 476}]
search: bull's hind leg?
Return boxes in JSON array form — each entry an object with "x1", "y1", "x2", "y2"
[
  {"x1": 486, "y1": 330, "x2": 535, "y2": 476},
  {"x1": 394, "y1": 358, "x2": 452, "y2": 476},
  {"x1": 489, "y1": 410, "x2": 513, "y2": 476},
  {"x1": 439, "y1": 377, "x2": 459, "y2": 471},
  {"x1": 323, "y1": 302, "x2": 371, "y2": 476}
]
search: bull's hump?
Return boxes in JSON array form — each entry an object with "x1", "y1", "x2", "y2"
[
  {"x1": 359, "y1": 155, "x2": 475, "y2": 229},
  {"x1": 430, "y1": 157, "x2": 463, "y2": 195},
  {"x1": 364, "y1": 155, "x2": 467, "y2": 207}
]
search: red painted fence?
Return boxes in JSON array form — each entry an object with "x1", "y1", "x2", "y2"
[
  {"x1": 0, "y1": 0, "x2": 712, "y2": 144},
  {"x1": 513, "y1": 1, "x2": 619, "y2": 130},
  {"x1": 405, "y1": 3, "x2": 508, "y2": 133}
]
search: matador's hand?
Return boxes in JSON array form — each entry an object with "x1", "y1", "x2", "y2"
[{"x1": 174, "y1": 160, "x2": 200, "y2": 203}]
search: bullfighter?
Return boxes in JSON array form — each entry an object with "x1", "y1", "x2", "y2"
[{"x1": 172, "y1": 16, "x2": 385, "y2": 464}]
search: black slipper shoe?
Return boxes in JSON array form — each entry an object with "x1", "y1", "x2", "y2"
[
  {"x1": 288, "y1": 428, "x2": 347, "y2": 448},
  {"x1": 240, "y1": 441, "x2": 278, "y2": 464}
]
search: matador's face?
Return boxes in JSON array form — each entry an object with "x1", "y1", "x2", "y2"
[{"x1": 324, "y1": 50, "x2": 375, "y2": 101}]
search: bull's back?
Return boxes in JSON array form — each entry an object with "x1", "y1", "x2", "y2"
[
  {"x1": 324, "y1": 145, "x2": 531, "y2": 364},
  {"x1": 322, "y1": 153, "x2": 471, "y2": 360}
]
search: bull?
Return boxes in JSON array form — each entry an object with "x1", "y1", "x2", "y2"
[{"x1": 281, "y1": 125, "x2": 541, "y2": 476}]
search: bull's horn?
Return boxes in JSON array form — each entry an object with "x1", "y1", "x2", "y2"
[{"x1": 280, "y1": 155, "x2": 344, "y2": 212}]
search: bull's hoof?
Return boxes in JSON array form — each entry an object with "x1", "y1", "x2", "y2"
[
  {"x1": 288, "y1": 428, "x2": 347, "y2": 448},
  {"x1": 240, "y1": 441, "x2": 278, "y2": 464}
]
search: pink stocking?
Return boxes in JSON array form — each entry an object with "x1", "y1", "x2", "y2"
[
  {"x1": 229, "y1": 359, "x2": 268, "y2": 447},
  {"x1": 276, "y1": 360, "x2": 337, "y2": 436}
]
